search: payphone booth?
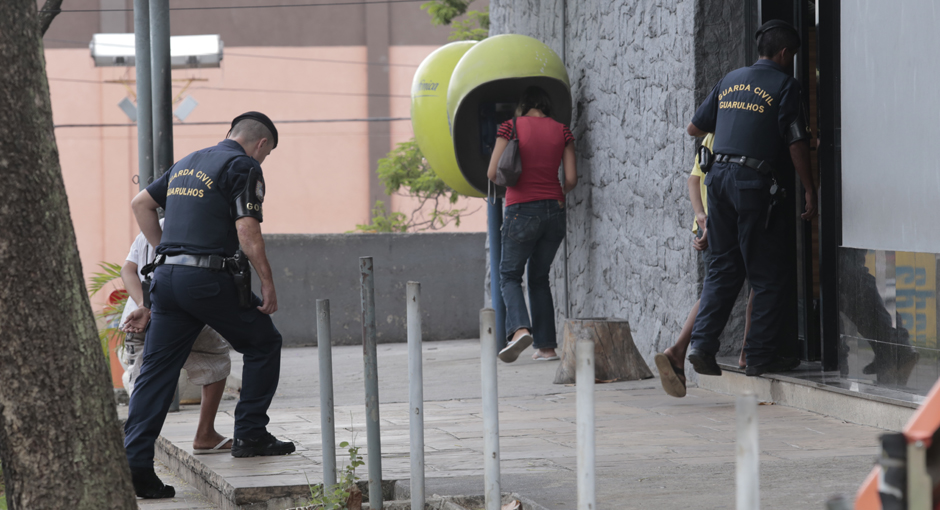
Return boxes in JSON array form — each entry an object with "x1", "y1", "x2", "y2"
[
  {"x1": 411, "y1": 34, "x2": 572, "y2": 346},
  {"x1": 447, "y1": 34, "x2": 572, "y2": 196},
  {"x1": 411, "y1": 41, "x2": 482, "y2": 198}
]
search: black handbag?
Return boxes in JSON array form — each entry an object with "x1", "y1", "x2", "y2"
[{"x1": 495, "y1": 117, "x2": 522, "y2": 187}]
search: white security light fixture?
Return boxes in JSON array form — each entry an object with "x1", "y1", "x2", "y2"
[{"x1": 90, "y1": 33, "x2": 223, "y2": 68}]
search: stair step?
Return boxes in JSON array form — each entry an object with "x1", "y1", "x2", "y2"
[
  {"x1": 698, "y1": 360, "x2": 918, "y2": 431},
  {"x1": 137, "y1": 459, "x2": 222, "y2": 510}
]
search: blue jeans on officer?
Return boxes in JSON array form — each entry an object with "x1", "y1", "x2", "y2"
[
  {"x1": 124, "y1": 265, "x2": 283, "y2": 470},
  {"x1": 690, "y1": 162, "x2": 791, "y2": 368},
  {"x1": 500, "y1": 200, "x2": 567, "y2": 349}
]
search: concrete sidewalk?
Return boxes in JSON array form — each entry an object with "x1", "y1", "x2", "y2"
[{"x1": 151, "y1": 339, "x2": 881, "y2": 509}]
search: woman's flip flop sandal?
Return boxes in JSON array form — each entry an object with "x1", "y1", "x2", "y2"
[
  {"x1": 654, "y1": 353, "x2": 687, "y2": 398},
  {"x1": 193, "y1": 437, "x2": 233, "y2": 455},
  {"x1": 498, "y1": 333, "x2": 533, "y2": 363}
]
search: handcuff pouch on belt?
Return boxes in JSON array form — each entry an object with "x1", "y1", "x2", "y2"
[{"x1": 228, "y1": 249, "x2": 252, "y2": 309}]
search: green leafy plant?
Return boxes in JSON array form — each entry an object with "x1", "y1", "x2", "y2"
[
  {"x1": 353, "y1": 139, "x2": 477, "y2": 233},
  {"x1": 421, "y1": 0, "x2": 489, "y2": 41},
  {"x1": 352, "y1": 201, "x2": 410, "y2": 233},
  {"x1": 421, "y1": 0, "x2": 472, "y2": 25},
  {"x1": 305, "y1": 440, "x2": 365, "y2": 509},
  {"x1": 87, "y1": 261, "x2": 121, "y2": 296},
  {"x1": 448, "y1": 8, "x2": 489, "y2": 41},
  {"x1": 0, "y1": 459, "x2": 6, "y2": 510},
  {"x1": 88, "y1": 262, "x2": 128, "y2": 358}
]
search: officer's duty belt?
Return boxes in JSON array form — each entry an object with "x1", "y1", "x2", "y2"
[
  {"x1": 163, "y1": 254, "x2": 228, "y2": 271},
  {"x1": 714, "y1": 154, "x2": 775, "y2": 176}
]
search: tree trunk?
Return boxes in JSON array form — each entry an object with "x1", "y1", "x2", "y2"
[
  {"x1": 553, "y1": 318, "x2": 654, "y2": 384},
  {"x1": 0, "y1": 2, "x2": 137, "y2": 508}
]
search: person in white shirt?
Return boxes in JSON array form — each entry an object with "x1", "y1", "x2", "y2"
[{"x1": 120, "y1": 220, "x2": 234, "y2": 455}]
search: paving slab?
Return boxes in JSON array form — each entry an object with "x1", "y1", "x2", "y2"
[{"x1": 154, "y1": 339, "x2": 889, "y2": 509}]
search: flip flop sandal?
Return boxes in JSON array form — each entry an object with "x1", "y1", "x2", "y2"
[
  {"x1": 194, "y1": 437, "x2": 233, "y2": 455},
  {"x1": 498, "y1": 333, "x2": 533, "y2": 363},
  {"x1": 654, "y1": 353, "x2": 687, "y2": 398}
]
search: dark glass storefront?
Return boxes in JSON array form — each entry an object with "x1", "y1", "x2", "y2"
[{"x1": 840, "y1": 248, "x2": 939, "y2": 396}]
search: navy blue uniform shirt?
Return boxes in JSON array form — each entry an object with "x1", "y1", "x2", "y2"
[
  {"x1": 691, "y1": 59, "x2": 803, "y2": 165},
  {"x1": 146, "y1": 139, "x2": 262, "y2": 256}
]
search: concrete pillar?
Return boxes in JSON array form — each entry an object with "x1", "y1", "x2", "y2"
[{"x1": 365, "y1": 0, "x2": 390, "y2": 218}]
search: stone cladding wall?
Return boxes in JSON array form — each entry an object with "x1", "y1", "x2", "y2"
[{"x1": 490, "y1": 0, "x2": 751, "y2": 376}]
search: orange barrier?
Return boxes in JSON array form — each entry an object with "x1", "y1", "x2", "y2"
[{"x1": 855, "y1": 378, "x2": 940, "y2": 509}]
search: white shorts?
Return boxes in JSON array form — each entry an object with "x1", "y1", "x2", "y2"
[{"x1": 121, "y1": 326, "x2": 231, "y2": 396}]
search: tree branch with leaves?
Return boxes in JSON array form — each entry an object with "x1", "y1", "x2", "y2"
[
  {"x1": 421, "y1": 0, "x2": 489, "y2": 41},
  {"x1": 353, "y1": 140, "x2": 479, "y2": 233}
]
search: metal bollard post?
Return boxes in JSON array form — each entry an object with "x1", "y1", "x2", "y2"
[
  {"x1": 317, "y1": 299, "x2": 337, "y2": 489},
  {"x1": 360, "y1": 257, "x2": 383, "y2": 509},
  {"x1": 407, "y1": 282, "x2": 425, "y2": 510},
  {"x1": 736, "y1": 393, "x2": 759, "y2": 510},
  {"x1": 486, "y1": 198, "x2": 507, "y2": 350},
  {"x1": 576, "y1": 341, "x2": 596, "y2": 510},
  {"x1": 480, "y1": 308, "x2": 500, "y2": 510}
]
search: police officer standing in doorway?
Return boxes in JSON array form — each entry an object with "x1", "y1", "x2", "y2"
[
  {"x1": 123, "y1": 112, "x2": 295, "y2": 498},
  {"x1": 685, "y1": 20, "x2": 817, "y2": 378}
]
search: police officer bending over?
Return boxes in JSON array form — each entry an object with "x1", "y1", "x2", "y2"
[
  {"x1": 685, "y1": 21, "x2": 817, "y2": 378},
  {"x1": 124, "y1": 112, "x2": 294, "y2": 499}
]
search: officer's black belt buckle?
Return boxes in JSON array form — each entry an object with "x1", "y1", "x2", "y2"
[{"x1": 163, "y1": 254, "x2": 227, "y2": 271}]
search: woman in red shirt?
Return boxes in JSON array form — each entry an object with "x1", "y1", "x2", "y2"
[{"x1": 486, "y1": 86, "x2": 577, "y2": 363}]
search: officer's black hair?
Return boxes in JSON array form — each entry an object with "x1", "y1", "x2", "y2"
[
  {"x1": 228, "y1": 119, "x2": 275, "y2": 148},
  {"x1": 517, "y1": 86, "x2": 553, "y2": 119},
  {"x1": 758, "y1": 27, "x2": 801, "y2": 58}
]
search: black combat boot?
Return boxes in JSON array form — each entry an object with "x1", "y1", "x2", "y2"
[
  {"x1": 131, "y1": 467, "x2": 175, "y2": 499},
  {"x1": 231, "y1": 432, "x2": 296, "y2": 458}
]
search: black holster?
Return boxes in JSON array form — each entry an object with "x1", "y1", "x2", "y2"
[
  {"x1": 764, "y1": 178, "x2": 787, "y2": 231},
  {"x1": 142, "y1": 276, "x2": 152, "y2": 309},
  {"x1": 698, "y1": 144, "x2": 714, "y2": 173},
  {"x1": 229, "y1": 249, "x2": 252, "y2": 309},
  {"x1": 139, "y1": 254, "x2": 165, "y2": 309}
]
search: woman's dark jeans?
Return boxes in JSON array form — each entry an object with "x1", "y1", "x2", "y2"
[{"x1": 499, "y1": 199, "x2": 566, "y2": 349}]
